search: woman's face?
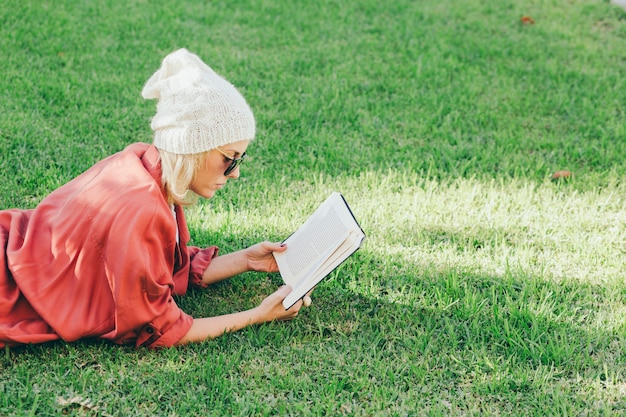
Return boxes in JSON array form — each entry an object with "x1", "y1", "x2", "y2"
[{"x1": 189, "y1": 139, "x2": 250, "y2": 199}]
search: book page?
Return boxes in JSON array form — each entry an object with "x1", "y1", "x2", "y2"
[
  {"x1": 276, "y1": 194, "x2": 351, "y2": 286},
  {"x1": 274, "y1": 192, "x2": 365, "y2": 308},
  {"x1": 281, "y1": 204, "x2": 349, "y2": 282},
  {"x1": 281, "y1": 229, "x2": 364, "y2": 309}
]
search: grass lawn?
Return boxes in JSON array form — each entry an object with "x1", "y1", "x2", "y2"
[{"x1": 1, "y1": 0, "x2": 625, "y2": 415}]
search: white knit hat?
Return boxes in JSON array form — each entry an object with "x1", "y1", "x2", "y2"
[{"x1": 142, "y1": 48, "x2": 255, "y2": 154}]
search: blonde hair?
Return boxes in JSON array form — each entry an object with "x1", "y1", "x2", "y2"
[{"x1": 158, "y1": 148, "x2": 209, "y2": 205}]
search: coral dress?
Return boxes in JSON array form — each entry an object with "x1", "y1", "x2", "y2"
[{"x1": 0, "y1": 143, "x2": 216, "y2": 348}]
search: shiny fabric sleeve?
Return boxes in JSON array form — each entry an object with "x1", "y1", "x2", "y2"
[
  {"x1": 100, "y1": 199, "x2": 195, "y2": 349},
  {"x1": 187, "y1": 245, "x2": 219, "y2": 289}
]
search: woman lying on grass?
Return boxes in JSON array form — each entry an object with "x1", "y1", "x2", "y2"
[{"x1": 0, "y1": 48, "x2": 310, "y2": 349}]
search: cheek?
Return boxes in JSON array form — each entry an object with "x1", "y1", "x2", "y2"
[
  {"x1": 196, "y1": 163, "x2": 223, "y2": 185},
  {"x1": 206, "y1": 156, "x2": 226, "y2": 176}
]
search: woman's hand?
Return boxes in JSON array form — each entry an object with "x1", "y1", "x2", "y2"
[
  {"x1": 254, "y1": 285, "x2": 303, "y2": 323},
  {"x1": 245, "y1": 241, "x2": 287, "y2": 273},
  {"x1": 176, "y1": 285, "x2": 310, "y2": 345},
  {"x1": 201, "y1": 241, "x2": 286, "y2": 285}
]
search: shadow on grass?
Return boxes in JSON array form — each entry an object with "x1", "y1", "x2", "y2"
[
  {"x1": 3, "y1": 229, "x2": 622, "y2": 371},
  {"x1": 1, "y1": 227, "x2": 624, "y2": 414},
  {"x1": 175, "y1": 233, "x2": 625, "y2": 386},
  {"x1": 170, "y1": 242, "x2": 626, "y2": 412}
]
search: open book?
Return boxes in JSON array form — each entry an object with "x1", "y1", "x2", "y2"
[{"x1": 273, "y1": 192, "x2": 365, "y2": 309}]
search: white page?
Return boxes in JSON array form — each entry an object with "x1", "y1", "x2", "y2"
[
  {"x1": 281, "y1": 213, "x2": 349, "y2": 283},
  {"x1": 274, "y1": 193, "x2": 351, "y2": 285},
  {"x1": 281, "y1": 230, "x2": 363, "y2": 308},
  {"x1": 274, "y1": 192, "x2": 365, "y2": 308}
]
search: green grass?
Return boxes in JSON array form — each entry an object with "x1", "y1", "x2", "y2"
[{"x1": 1, "y1": 0, "x2": 626, "y2": 415}]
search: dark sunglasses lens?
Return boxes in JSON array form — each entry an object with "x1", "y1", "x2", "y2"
[
  {"x1": 224, "y1": 153, "x2": 246, "y2": 175},
  {"x1": 224, "y1": 161, "x2": 236, "y2": 176}
]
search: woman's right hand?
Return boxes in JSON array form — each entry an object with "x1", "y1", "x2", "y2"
[
  {"x1": 254, "y1": 285, "x2": 303, "y2": 323},
  {"x1": 176, "y1": 285, "x2": 313, "y2": 346}
]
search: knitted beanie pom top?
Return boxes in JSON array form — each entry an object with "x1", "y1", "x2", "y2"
[{"x1": 142, "y1": 48, "x2": 256, "y2": 154}]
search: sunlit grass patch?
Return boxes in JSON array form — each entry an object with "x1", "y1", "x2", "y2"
[{"x1": 192, "y1": 169, "x2": 626, "y2": 289}]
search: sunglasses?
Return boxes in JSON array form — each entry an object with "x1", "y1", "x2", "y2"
[{"x1": 215, "y1": 147, "x2": 247, "y2": 176}]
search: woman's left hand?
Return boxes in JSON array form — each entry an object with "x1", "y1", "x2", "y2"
[{"x1": 245, "y1": 241, "x2": 287, "y2": 273}]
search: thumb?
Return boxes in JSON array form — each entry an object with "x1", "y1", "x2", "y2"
[{"x1": 271, "y1": 242, "x2": 287, "y2": 253}]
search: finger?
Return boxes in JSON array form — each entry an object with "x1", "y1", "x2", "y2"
[
  {"x1": 302, "y1": 296, "x2": 312, "y2": 307},
  {"x1": 285, "y1": 296, "x2": 304, "y2": 313},
  {"x1": 275, "y1": 285, "x2": 292, "y2": 298}
]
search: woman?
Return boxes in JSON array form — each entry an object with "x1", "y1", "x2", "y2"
[{"x1": 0, "y1": 48, "x2": 309, "y2": 349}]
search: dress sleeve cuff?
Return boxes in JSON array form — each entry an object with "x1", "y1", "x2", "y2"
[
  {"x1": 139, "y1": 309, "x2": 194, "y2": 349},
  {"x1": 188, "y1": 246, "x2": 218, "y2": 289}
]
